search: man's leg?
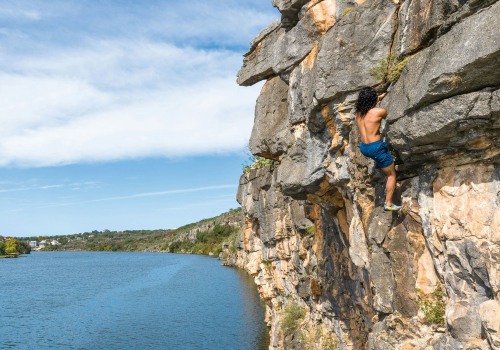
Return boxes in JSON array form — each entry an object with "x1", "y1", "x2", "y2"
[{"x1": 381, "y1": 163, "x2": 396, "y2": 206}]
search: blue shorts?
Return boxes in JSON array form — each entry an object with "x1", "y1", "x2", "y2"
[{"x1": 359, "y1": 140, "x2": 394, "y2": 169}]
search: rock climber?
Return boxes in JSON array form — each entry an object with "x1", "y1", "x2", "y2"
[{"x1": 355, "y1": 86, "x2": 401, "y2": 211}]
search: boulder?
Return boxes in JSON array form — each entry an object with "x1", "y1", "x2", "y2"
[
  {"x1": 314, "y1": 0, "x2": 397, "y2": 102},
  {"x1": 388, "y1": 90, "x2": 498, "y2": 166},
  {"x1": 479, "y1": 300, "x2": 500, "y2": 349},
  {"x1": 384, "y1": 1, "x2": 500, "y2": 123},
  {"x1": 370, "y1": 246, "x2": 395, "y2": 313},
  {"x1": 447, "y1": 302, "x2": 482, "y2": 341},
  {"x1": 249, "y1": 76, "x2": 293, "y2": 158},
  {"x1": 272, "y1": 0, "x2": 309, "y2": 22},
  {"x1": 237, "y1": 0, "x2": 336, "y2": 86},
  {"x1": 395, "y1": 0, "x2": 498, "y2": 56}
]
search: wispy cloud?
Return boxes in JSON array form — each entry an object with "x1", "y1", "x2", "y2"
[
  {"x1": 0, "y1": 181, "x2": 99, "y2": 193},
  {"x1": 0, "y1": 0, "x2": 276, "y2": 168},
  {"x1": 81, "y1": 184, "x2": 237, "y2": 203},
  {"x1": 0, "y1": 183, "x2": 62, "y2": 193},
  {"x1": 0, "y1": 7, "x2": 41, "y2": 21},
  {"x1": 1, "y1": 184, "x2": 237, "y2": 213},
  {"x1": 158, "y1": 196, "x2": 239, "y2": 213}
]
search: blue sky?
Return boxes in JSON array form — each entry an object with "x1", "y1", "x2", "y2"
[{"x1": 0, "y1": 0, "x2": 279, "y2": 236}]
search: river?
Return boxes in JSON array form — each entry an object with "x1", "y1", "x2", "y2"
[{"x1": 1, "y1": 252, "x2": 269, "y2": 350}]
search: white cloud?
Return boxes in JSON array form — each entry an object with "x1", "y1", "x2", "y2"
[
  {"x1": 0, "y1": 35, "x2": 264, "y2": 167},
  {"x1": 0, "y1": 74, "x2": 259, "y2": 166}
]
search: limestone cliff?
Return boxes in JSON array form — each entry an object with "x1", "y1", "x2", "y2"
[{"x1": 232, "y1": 1, "x2": 499, "y2": 349}]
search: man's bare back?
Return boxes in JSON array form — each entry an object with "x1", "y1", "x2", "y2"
[
  {"x1": 354, "y1": 86, "x2": 401, "y2": 211},
  {"x1": 356, "y1": 107, "x2": 387, "y2": 144}
]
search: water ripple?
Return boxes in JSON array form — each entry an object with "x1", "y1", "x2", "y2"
[{"x1": 0, "y1": 252, "x2": 269, "y2": 350}]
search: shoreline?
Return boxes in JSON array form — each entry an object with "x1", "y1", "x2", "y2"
[{"x1": 0, "y1": 254, "x2": 20, "y2": 258}]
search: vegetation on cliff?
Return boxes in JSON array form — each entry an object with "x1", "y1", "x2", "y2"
[
  {"x1": 370, "y1": 54, "x2": 413, "y2": 83},
  {"x1": 243, "y1": 154, "x2": 274, "y2": 173},
  {"x1": 417, "y1": 285, "x2": 447, "y2": 326},
  {"x1": 281, "y1": 304, "x2": 306, "y2": 336}
]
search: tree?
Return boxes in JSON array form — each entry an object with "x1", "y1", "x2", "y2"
[
  {"x1": 4, "y1": 239, "x2": 19, "y2": 254},
  {"x1": 17, "y1": 241, "x2": 31, "y2": 254},
  {"x1": 2, "y1": 239, "x2": 31, "y2": 255}
]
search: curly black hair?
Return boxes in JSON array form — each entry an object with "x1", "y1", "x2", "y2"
[{"x1": 355, "y1": 86, "x2": 378, "y2": 118}]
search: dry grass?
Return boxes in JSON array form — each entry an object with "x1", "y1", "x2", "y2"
[{"x1": 446, "y1": 74, "x2": 463, "y2": 88}]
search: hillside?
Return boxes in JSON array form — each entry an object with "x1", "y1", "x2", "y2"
[{"x1": 25, "y1": 208, "x2": 243, "y2": 256}]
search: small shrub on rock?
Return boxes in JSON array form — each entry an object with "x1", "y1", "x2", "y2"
[
  {"x1": 281, "y1": 304, "x2": 306, "y2": 336},
  {"x1": 370, "y1": 54, "x2": 413, "y2": 83},
  {"x1": 243, "y1": 155, "x2": 274, "y2": 173},
  {"x1": 417, "y1": 285, "x2": 447, "y2": 326}
]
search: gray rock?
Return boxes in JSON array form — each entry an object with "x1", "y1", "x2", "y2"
[
  {"x1": 348, "y1": 215, "x2": 370, "y2": 269},
  {"x1": 479, "y1": 300, "x2": 500, "y2": 349},
  {"x1": 443, "y1": 239, "x2": 494, "y2": 342},
  {"x1": 272, "y1": 0, "x2": 309, "y2": 21},
  {"x1": 249, "y1": 76, "x2": 293, "y2": 158},
  {"x1": 492, "y1": 89, "x2": 500, "y2": 129},
  {"x1": 238, "y1": 1, "x2": 336, "y2": 86},
  {"x1": 249, "y1": 19, "x2": 281, "y2": 49},
  {"x1": 447, "y1": 301, "x2": 482, "y2": 341},
  {"x1": 366, "y1": 207, "x2": 393, "y2": 245},
  {"x1": 288, "y1": 48, "x2": 319, "y2": 124},
  {"x1": 276, "y1": 129, "x2": 328, "y2": 198},
  {"x1": 384, "y1": 1, "x2": 500, "y2": 123},
  {"x1": 432, "y1": 336, "x2": 469, "y2": 350},
  {"x1": 314, "y1": 0, "x2": 397, "y2": 102},
  {"x1": 370, "y1": 246, "x2": 395, "y2": 313},
  {"x1": 289, "y1": 201, "x2": 313, "y2": 230},
  {"x1": 395, "y1": 0, "x2": 498, "y2": 56},
  {"x1": 388, "y1": 90, "x2": 497, "y2": 165},
  {"x1": 237, "y1": 24, "x2": 283, "y2": 86}
]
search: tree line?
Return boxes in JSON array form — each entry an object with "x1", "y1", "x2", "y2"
[{"x1": 0, "y1": 237, "x2": 31, "y2": 257}]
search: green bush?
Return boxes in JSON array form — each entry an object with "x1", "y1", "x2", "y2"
[
  {"x1": 417, "y1": 285, "x2": 447, "y2": 326},
  {"x1": 370, "y1": 54, "x2": 413, "y2": 83},
  {"x1": 228, "y1": 230, "x2": 240, "y2": 253},
  {"x1": 243, "y1": 156, "x2": 274, "y2": 173},
  {"x1": 169, "y1": 240, "x2": 194, "y2": 253},
  {"x1": 197, "y1": 224, "x2": 235, "y2": 243},
  {"x1": 281, "y1": 304, "x2": 306, "y2": 336},
  {"x1": 160, "y1": 243, "x2": 169, "y2": 251}
]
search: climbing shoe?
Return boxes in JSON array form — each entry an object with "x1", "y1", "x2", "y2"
[{"x1": 384, "y1": 203, "x2": 402, "y2": 211}]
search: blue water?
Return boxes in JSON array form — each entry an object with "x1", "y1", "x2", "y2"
[{"x1": 0, "y1": 252, "x2": 269, "y2": 350}]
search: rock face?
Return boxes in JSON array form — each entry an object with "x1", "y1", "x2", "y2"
[{"x1": 231, "y1": 1, "x2": 500, "y2": 349}]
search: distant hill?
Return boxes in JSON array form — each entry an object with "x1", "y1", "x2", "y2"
[{"x1": 23, "y1": 208, "x2": 243, "y2": 256}]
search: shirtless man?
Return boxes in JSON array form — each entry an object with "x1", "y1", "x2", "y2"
[{"x1": 355, "y1": 86, "x2": 401, "y2": 211}]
